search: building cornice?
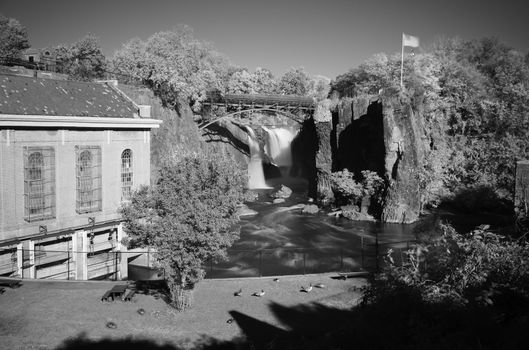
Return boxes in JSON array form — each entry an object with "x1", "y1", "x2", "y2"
[{"x1": 0, "y1": 114, "x2": 162, "y2": 129}]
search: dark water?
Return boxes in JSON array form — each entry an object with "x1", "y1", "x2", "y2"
[{"x1": 206, "y1": 187, "x2": 422, "y2": 278}]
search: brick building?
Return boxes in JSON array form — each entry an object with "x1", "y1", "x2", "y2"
[{"x1": 0, "y1": 74, "x2": 161, "y2": 280}]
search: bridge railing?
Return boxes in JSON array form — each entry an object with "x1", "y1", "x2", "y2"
[{"x1": 204, "y1": 91, "x2": 316, "y2": 110}]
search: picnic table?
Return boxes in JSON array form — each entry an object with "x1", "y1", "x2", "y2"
[{"x1": 101, "y1": 284, "x2": 127, "y2": 302}]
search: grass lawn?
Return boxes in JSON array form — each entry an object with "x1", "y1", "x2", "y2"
[{"x1": 0, "y1": 274, "x2": 366, "y2": 349}]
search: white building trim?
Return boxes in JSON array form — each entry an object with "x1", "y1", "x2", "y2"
[{"x1": 0, "y1": 114, "x2": 162, "y2": 129}]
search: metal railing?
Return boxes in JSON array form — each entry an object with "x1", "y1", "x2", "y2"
[{"x1": 0, "y1": 238, "x2": 417, "y2": 281}]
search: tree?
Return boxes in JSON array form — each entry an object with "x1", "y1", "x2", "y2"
[
  {"x1": 112, "y1": 25, "x2": 231, "y2": 111},
  {"x1": 308, "y1": 74, "x2": 331, "y2": 101},
  {"x1": 277, "y1": 67, "x2": 312, "y2": 95},
  {"x1": 54, "y1": 34, "x2": 107, "y2": 81},
  {"x1": 331, "y1": 37, "x2": 529, "y2": 208},
  {"x1": 253, "y1": 67, "x2": 278, "y2": 94},
  {"x1": 226, "y1": 67, "x2": 278, "y2": 94},
  {"x1": 119, "y1": 152, "x2": 246, "y2": 310},
  {"x1": 226, "y1": 69, "x2": 257, "y2": 94},
  {"x1": 0, "y1": 14, "x2": 30, "y2": 58}
]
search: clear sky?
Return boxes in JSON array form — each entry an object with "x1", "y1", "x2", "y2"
[{"x1": 1, "y1": 0, "x2": 528, "y2": 79}]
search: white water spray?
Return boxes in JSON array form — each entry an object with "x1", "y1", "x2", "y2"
[
  {"x1": 245, "y1": 126, "x2": 270, "y2": 189},
  {"x1": 262, "y1": 126, "x2": 297, "y2": 176}
]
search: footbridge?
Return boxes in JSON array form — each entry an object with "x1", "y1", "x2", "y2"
[{"x1": 199, "y1": 91, "x2": 316, "y2": 129}]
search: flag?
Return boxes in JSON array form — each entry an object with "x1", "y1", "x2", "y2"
[{"x1": 402, "y1": 33, "x2": 419, "y2": 48}]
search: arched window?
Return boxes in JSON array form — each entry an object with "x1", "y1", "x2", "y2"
[
  {"x1": 121, "y1": 149, "x2": 133, "y2": 200},
  {"x1": 76, "y1": 146, "x2": 102, "y2": 213},
  {"x1": 24, "y1": 147, "x2": 55, "y2": 221}
]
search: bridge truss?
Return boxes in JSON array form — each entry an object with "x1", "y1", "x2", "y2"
[{"x1": 199, "y1": 92, "x2": 316, "y2": 129}]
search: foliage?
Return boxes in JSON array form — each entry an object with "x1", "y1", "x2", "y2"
[
  {"x1": 368, "y1": 223, "x2": 529, "y2": 307},
  {"x1": 120, "y1": 152, "x2": 246, "y2": 310},
  {"x1": 330, "y1": 169, "x2": 384, "y2": 208},
  {"x1": 277, "y1": 67, "x2": 312, "y2": 96},
  {"x1": 54, "y1": 34, "x2": 107, "y2": 81},
  {"x1": 0, "y1": 14, "x2": 30, "y2": 58},
  {"x1": 112, "y1": 25, "x2": 231, "y2": 111},
  {"x1": 332, "y1": 37, "x2": 529, "y2": 207},
  {"x1": 330, "y1": 169, "x2": 363, "y2": 205},
  {"x1": 226, "y1": 67, "x2": 277, "y2": 94}
]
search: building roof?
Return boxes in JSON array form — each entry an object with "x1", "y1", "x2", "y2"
[{"x1": 0, "y1": 74, "x2": 138, "y2": 118}]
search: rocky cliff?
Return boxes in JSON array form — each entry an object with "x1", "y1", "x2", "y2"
[
  {"x1": 324, "y1": 95, "x2": 424, "y2": 223},
  {"x1": 380, "y1": 98, "x2": 424, "y2": 223}
]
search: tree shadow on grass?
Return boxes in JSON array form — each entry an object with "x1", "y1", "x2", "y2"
[
  {"x1": 130, "y1": 280, "x2": 171, "y2": 303},
  {"x1": 55, "y1": 282, "x2": 529, "y2": 350},
  {"x1": 55, "y1": 332, "x2": 242, "y2": 350},
  {"x1": 229, "y1": 289, "x2": 529, "y2": 350}
]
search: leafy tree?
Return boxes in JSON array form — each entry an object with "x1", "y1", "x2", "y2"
[
  {"x1": 330, "y1": 169, "x2": 363, "y2": 206},
  {"x1": 0, "y1": 14, "x2": 30, "y2": 58},
  {"x1": 226, "y1": 69, "x2": 258, "y2": 94},
  {"x1": 112, "y1": 25, "x2": 231, "y2": 111},
  {"x1": 108, "y1": 37, "x2": 149, "y2": 84},
  {"x1": 226, "y1": 67, "x2": 279, "y2": 95},
  {"x1": 54, "y1": 34, "x2": 107, "y2": 81},
  {"x1": 330, "y1": 169, "x2": 384, "y2": 208},
  {"x1": 308, "y1": 74, "x2": 331, "y2": 101},
  {"x1": 277, "y1": 67, "x2": 312, "y2": 95},
  {"x1": 253, "y1": 67, "x2": 278, "y2": 94},
  {"x1": 332, "y1": 37, "x2": 529, "y2": 208},
  {"x1": 120, "y1": 152, "x2": 245, "y2": 310}
]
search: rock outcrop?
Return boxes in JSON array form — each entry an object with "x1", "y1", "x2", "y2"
[
  {"x1": 313, "y1": 100, "x2": 335, "y2": 206},
  {"x1": 302, "y1": 204, "x2": 319, "y2": 214},
  {"x1": 315, "y1": 120, "x2": 334, "y2": 205},
  {"x1": 380, "y1": 98, "x2": 424, "y2": 223},
  {"x1": 329, "y1": 94, "x2": 424, "y2": 223}
]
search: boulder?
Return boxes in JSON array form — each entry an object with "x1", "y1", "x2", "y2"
[
  {"x1": 340, "y1": 205, "x2": 375, "y2": 222},
  {"x1": 302, "y1": 204, "x2": 319, "y2": 214},
  {"x1": 270, "y1": 185, "x2": 292, "y2": 199},
  {"x1": 272, "y1": 198, "x2": 286, "y2": 204}
]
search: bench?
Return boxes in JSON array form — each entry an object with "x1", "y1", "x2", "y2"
[
  {"x1": 0, "y1": 278, "x2": 22, "y2": 288},
  {"x1": 101, "y1": 290, "x2": 113, "y2": 302},
  {"x1": 122, "y1": 290, "x2": 135, "y2": 302}
]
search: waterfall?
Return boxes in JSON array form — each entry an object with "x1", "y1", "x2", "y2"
[
  {"x1": 245, "y1": 126, "x2": 270, "y2": 189},
  {"x1": 262, "y1": 126, "x2": 297, "y2": 176}
]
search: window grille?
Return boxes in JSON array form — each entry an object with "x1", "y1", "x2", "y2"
[
  {"x1": 24, "y1": 147, "x2": 55, "y2": 221},
  {"x1": 121, "y1": 149, "x2": 133, "y2": 201},
  {"x1": 75, "y1": 146, "x2": 102, "y2": 213}
]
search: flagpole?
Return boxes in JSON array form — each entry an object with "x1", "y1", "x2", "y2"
[{"x1": 400, "y1": 33, "x2": 404, "y2": 88}]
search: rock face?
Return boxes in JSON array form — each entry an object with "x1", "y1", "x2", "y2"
[
  {"x1": 380, "y1": 98, "x2": 424, "y2": 223},
  {"x1": 315, "y1": 120, "x2": 334, "y2": 205},
  {"x1": 330, "y1": 94, "x2": 424, "y2": 223}
]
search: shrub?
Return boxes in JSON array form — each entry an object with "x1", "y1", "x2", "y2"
[{"x1": 368, "y1": 223, "x2": 529, "y2": 307}]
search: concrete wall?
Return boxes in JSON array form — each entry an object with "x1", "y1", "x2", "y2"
[{"x1": 0, "y1": 128, "x2": 151, "y2": 242}]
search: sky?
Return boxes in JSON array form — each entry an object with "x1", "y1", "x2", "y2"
[{"x1": 1, "y1": 0, "x2": 528, "y2": 80}]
